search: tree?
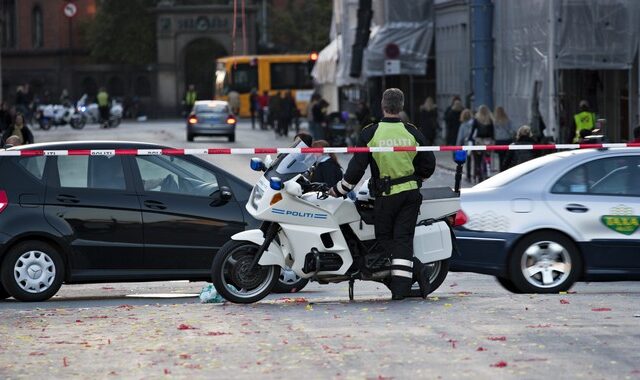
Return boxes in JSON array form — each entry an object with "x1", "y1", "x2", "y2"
[
  {"x1": 83, "y1": 0, "x2": 157, "y2": 65},
  {"x1": 267, "y1": 0, "x2": 332, "y2": 53}
]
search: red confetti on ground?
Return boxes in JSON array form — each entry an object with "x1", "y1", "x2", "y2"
[
  {"x1": 177, "y1": 324, "x2": 197, "y2": 330},
  {"x1": 591, "y1": 308, "x2": 612, "y2": 312},
  {"x1": 101, "y1": 287, "x2": 115, "y2": 290},
  {"x1": 487, "y1": 336, "x2": 507, "y2": 341},
  {"x1": 204, "y1": 331, "x2": 230, "y2": 336},
  {"x1": 63, "y1": 357, "x2": 69, "y2": 367},
  {"x1": 560, "y1": 299, "x2": 570, "y2": 304},
  {"x1": 449, "y1": 282, "x2": 458, "y2": 288},
  {"x1": 282, "y1": 339, "x2": 289, "y2": 344},
  {"x1": 88, "y1": 315, "x2": 109, "y2": 319},
  {"x1": 116, "y1": 305, "x2": 134, "y2": 310},
  {"x1": 476, "y1": 347, "x2": 487, "y2": 351},
  {"x1": 526, "y1": 324, "x2": 552, "y2": 328},
  {"x1": 567, "y1": 290, "x2": 577, "y2": 294},
  {"x1": 448, "y1": 339, "x2": 458, "y2": 349},
  {"x1": 164, "y1": 369, "x2": 171, "y2": 375},
  {"x1": 75, "y1": 320, "x2": 83, "y2": 323},
  {"x1": 490, "y1": 361, "x2": 508, "y2": 368},
  {"x1": 108, "y1": 339, "x2": 111, "y2": 344},
  {"x1": 29, "y1": 352, "x2": 45, "y2": 356},
  {"x1": 179, "y1": 354, "x2": 191, "y2": 359}
]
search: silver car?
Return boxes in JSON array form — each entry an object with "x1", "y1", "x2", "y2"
[
  {"x1": 186, "y1": 100, "x2": 236, "y2": 142},
  {"x1": 452, "y1": 148, "x2": 640, "y2": 293}
]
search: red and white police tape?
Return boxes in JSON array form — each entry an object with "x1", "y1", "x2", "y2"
[{"x1": 1, "y1": 143, "x2": 640, "y2": 156}]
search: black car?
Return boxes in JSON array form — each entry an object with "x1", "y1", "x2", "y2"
[{"x1": 0, "y1": 141, "x2": 302, "y2": 302}]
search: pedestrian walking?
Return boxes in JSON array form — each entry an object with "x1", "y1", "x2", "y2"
[
  {"x1": 15, "y1": 86, "x2": 29, "y2": 116},
  {"x1": 306, "y1": 93, "x2": 319, "y2": 136},
  {"x1": 572, "y1": 100, "x2": 596, "y2": 143},
  {"x1": 258, "y1": 91, "x2": 269, "y2": 129},
  {"x1": 456, "y1": 109, "x2": 474, "y2": 181},
  {"x1": 503, "y1": 125, "x2": 537, "y2": 169},
  {"x1": 277, "y1": 91, "x2": 296, "y2": 138},
  {"x1": 493, "y1": 106, "x2": 516, "y2": 171},
  {"x1": 310, "y1": 140, "x2": 343, "y2": 187},
  {"x1": 0, "y1": 101, "x2": 13, "y2": 133},
  {"x1": 184, "y1": 84, "x2": 197, "y2": 116},
  {"x1": 268, "y1": 92, "x2": 281, "y2": 130},
  {"x1": 444, "y1": 96, "x2": 463, "y2": 145},
  {"x1": 329, "y1": 88, "x2": 436, "y2": 300},
  {"x1": 249, "y1": 88, "x2": 259, "y2": 130},
  {"x1": 2, "y1": 113, "x2": 34, "y2": 146},
  {"x1": 417, "y1": 97, "x2": 438, "y2": 145},
  {"x1": 97, "y1": 87, "x2": 110, "y2": 127},
  {"x1": 469, "y1": 105, "x2": 494, "y2": 182}
]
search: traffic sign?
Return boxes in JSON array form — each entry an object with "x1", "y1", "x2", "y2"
[
  {"x1": 384, "y1": 59, "x2": 401, "y2": 75},
  {"x1": 64, "y1": 2, "x2": 77, "y2": 18}
]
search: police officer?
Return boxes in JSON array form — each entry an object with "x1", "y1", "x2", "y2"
[
  {"x1": 184, "y1": 84, "x2": 197, "y2": 116},
  {"x1": 329, "y1": 88, "x2": 436, "y2": 300},
  {"x1": 96, "y1": 87, "x2": 110, "y2": 127},
  {"x1": 573, "y1": 100, "x2": 596, "y2": 143}
]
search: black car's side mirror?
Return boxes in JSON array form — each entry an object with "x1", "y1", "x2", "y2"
[{"x1": 210, "y1": 186, "x2": 233, "y2": 207}]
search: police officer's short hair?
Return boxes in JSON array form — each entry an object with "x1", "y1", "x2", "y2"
[{"x1": 381, "y1": 88, "x2": 404, "y2": 114}]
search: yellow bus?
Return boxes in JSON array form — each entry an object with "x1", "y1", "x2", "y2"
[{"x1": 214, "y1": 54, "x2": 317, "y2": 117}]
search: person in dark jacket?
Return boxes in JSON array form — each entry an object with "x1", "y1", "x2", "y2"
[
  {"x1": 0, "y1": 101, "x2": 13, "y2": 134},
  {"x1": 329, "y1": 88, "x2": 436, "y2": 300},
  {"x1": 417, "y1": 97, "x2": 438, "y2": 145},
  {"x1": 444, "y1": 97, "x2": 463, "y2": 145},
  {"x1": 310, "y1": 140, "x2": 343, "y2": 187},
  {"x1": 277, "y1": 91, "x2": 297, "y2": 137},
  {"x1": 503, "y1": 125, "x2": 537, "y2": 169},
  {"x1": 2, "y1": 113, "x2": 34, "y2": 146}
]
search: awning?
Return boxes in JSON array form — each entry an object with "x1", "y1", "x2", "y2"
[{"x1": 311, "y1": 38, "x2": 339, "y2": 84}]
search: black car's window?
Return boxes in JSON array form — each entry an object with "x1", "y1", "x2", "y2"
[
  {"x1": 17, "y1": 156, "x2": 46, "y2": 181},
  {"x1": 57, "y1": 156, "x2": 126, "y2": 190},
  {"x1": 135, "y1": 156, "x2": 218, "y2": 197},
  {"x1": 195, "y1": 104, "x2": 228, "y2": 114},
  {"x1": 551, "y1": 156, "x2": 640, "y2": 196}
]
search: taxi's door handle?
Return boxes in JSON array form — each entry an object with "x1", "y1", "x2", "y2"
[{"x1": 565, "y1": 203, "x2": 589, "y2": 213}]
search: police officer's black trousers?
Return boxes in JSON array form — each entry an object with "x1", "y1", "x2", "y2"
[{"x1": 374, "y1": 189, "x2": 422, "y2": 297}]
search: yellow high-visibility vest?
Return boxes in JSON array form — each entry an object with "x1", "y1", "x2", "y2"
[
  {"x1": 185, "y1": 90, "x2": 197, "y2": 106},
  {"x1": 573, "y1": 111, "x2": 596, "y2": 142}
]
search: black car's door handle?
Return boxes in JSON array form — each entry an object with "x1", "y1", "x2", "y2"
[
  {"x1": 56, "y1": 194, "x2": 80, "y2": 204},
  {"x1": 565, "y1": 203, "x2": 589, "y2": 213},
  {"x1": 144, "y1": 200, "x2": 167, "y2": 210}
]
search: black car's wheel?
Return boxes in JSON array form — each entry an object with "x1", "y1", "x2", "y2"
[
  {"x1": 496, "y1": 276, "x2": 522, "y2": 293},
  {"x1": 228, "y1": 134, "x2": 236, "y2": 143},
  {"x1": 1, "y1": 241, "x2": 65, "y2": 302},
  {"x1": 187, "y1": 132, "x2": 194, "y2": 142},
  {"x1": 0, "y1": 282, "x2": 10, "y2": 300},
  {"x1": 211, "y1": 241, "x2": 279, "y2": 304},
  {"x1": 272, "y1": 267, "x2": 309, "y2": 293},
  {"x1": 508, "y1": 231, "x2": 581, "y2": 294},
  {"x1": 409, "y1": 259, "x2": 450, "y2": 297}
]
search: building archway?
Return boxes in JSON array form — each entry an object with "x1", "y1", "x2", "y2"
[{"x1": 183, "y1": 37, "x2": 228, "y2": 100}]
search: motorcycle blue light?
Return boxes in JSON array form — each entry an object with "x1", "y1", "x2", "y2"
[
  {"x1": 454, "y1": 150, "x2": 467, "y2": 164},
  {"x1": 269, "y1": 177, "x2": 283, "y2": 190},
  {"x1": 250, "y1": 158, "x2": 265, "y2": 172}
]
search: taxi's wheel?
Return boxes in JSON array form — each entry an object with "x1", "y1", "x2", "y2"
[
  {"x1": 0, "y1": 241, "x2": 65, "y2": 302},
  {"x1": 508, "y1": 232, "x2": 581, "y2": 293},
  {"x1": 272, "y1": 268, "x2": 308, "y2": 293},
  {"x1": 495, "y1": 276, "x2": 522, "y2": 294}
]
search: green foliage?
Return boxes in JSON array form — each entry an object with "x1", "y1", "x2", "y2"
[
  {"x1": 268, "y1": 0, "x2": 332, "y2": 53},
  {"x1": 84, "y1": 0, "x2": 157, "y2": 65}
]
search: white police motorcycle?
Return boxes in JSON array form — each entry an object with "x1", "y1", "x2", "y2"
[{"x1": 211, "y1": 140, "x2": 462, "y2": 304}]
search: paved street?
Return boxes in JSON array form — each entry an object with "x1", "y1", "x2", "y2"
[{"x1": 1, "y1": 119, "x2": 639, "y2": 379}]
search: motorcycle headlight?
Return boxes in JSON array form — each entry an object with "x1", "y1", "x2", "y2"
[{"x1": 250, "y1": 185, "x2": 265, "y2": 209}]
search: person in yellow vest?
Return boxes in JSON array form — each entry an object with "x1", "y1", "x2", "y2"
[
  {"x1": 573, "y1": 100, "x2": 596, "y2": 143},
  {"x1": 96, "y1": 87, "x2": 110, "y2": 127},
  {"x1": 184, "y1": 84, "x2": 197, "y2": 116}
]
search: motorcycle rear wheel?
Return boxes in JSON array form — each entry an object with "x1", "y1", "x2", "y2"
[
  {"x1": 70, "y1": 118, "x2": 86, "y2": 129},
  {"x1": 211, "y1": 241, "x2": 279, "y2": 304},
  {"x1": 408, "y1": 259, "x2": 450, "y2": 297}
]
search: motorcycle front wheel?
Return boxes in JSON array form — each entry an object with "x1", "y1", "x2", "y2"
[
  {"x1": 211, "y1": 241, "x2": 280, "y2": 304},
  {"x1": 70, "y1": 117, "x2": 86, "y2": 129},
  {"x1": 408, "y1": 258, "x2": 450, "y2": 297}
]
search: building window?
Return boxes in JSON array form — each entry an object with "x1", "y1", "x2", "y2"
[
  {"x1": 32, "y1": 5, "x2": 44, "y2": 48},
  {"x1": 1, "y1": 0, "x2": 17, "y2": 48}
]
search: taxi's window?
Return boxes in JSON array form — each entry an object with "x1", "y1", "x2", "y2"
[{"x1": 551, "y1": 156, "x2": 640, "y2": 196}]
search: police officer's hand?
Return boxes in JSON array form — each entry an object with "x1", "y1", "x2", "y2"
[{"x1": 328, "y1": 187, "x2": 338, "y2": 198}]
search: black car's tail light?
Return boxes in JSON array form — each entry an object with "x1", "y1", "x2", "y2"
[{"x1": 0, "y1": 190, "x2": 8, "y2": 214}]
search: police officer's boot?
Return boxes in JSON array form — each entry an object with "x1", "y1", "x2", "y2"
[{"x1": 389, "y1": 277, "x2": 412, "y2": 300}]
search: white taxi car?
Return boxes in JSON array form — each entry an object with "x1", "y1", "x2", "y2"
[{"x1": 452, "y1": 148, "x2": 640, "y2": 293}]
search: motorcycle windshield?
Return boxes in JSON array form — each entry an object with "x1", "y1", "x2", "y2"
[{"x1": 264, "y1": 140, "x2": 317, "y2": 180}]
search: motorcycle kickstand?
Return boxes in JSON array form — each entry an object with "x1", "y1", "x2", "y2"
[{"x1": 348, "y1": 279, "x2": 354, "y2": 301}]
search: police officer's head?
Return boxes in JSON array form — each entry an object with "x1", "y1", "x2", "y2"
[
  {"x1": 579, "y1": 100, "x2": 590, "y2": 111},
  {"x1": 381, "y1": 88, "x2": 404, "y2": 116}
]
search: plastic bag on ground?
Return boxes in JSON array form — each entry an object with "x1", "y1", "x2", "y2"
[{"x1": 199, "y1": 283, "x2": 225, "y2": 304}]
